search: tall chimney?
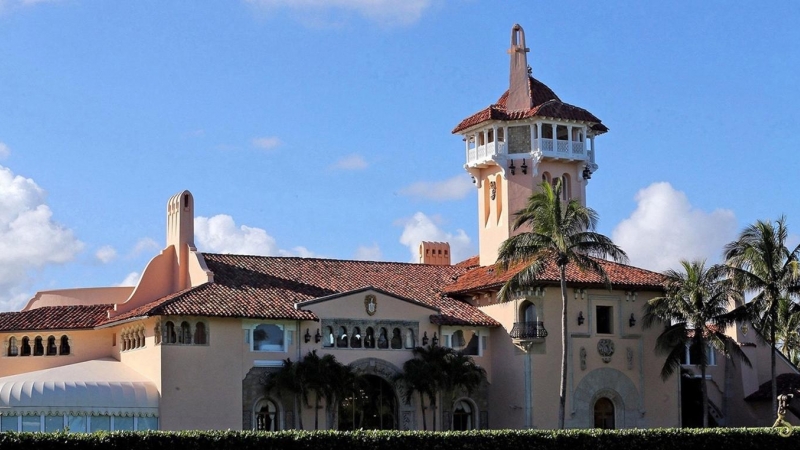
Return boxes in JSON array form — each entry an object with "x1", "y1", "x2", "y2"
[
  {"x1": 506, "y1": 23, "x2": 532, "y2": 111},
  {"x1": 419, "y1": 242, "x2": 451, "y2": 266}
]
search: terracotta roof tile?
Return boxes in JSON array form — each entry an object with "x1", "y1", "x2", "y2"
[
  {"x1": 444, "y1": 255, "x2": 666, "y2": 295},
  {"x1": 0, "y1": 305, "x2": 112, "y2": 332},
  {"x1": 452, "y1": 77, "x2": 608, "y2": 134},
  {"x1": 104, "y1": 254, "x2": 500, "y2": 328}
]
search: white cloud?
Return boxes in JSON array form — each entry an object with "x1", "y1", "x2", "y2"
[
  {"x1": 244, "y1": 0, "x2": 434, "y2": 27},
  {"x1": 612, "y1": 182, "x2": 737, "y2": 273},
  {"x1": 251, "y1": 136, "x2": 282, "y2": 151},
  {"x1": 131, "y1": 237, "x2": 160, "y2": 256},
  {"x1": 118, "y1": 272, "x2": 141, "y2": 287},
  {"x1": 95, "y1": 245, "x2": 117, "y2": 264},
  {"x1": 331, "y1": 154, "x2": 368, "y2": 170},
  {"x1": 354, "y1": 243, "x2": 383, "y2": 261},
  {"x1": 400, "y1": 175, "x2": 473, "y2": 201},
  {"x1": 0, "y1": 142, "x2": 9, "y2": 159},
  {"x1": 398, "y1": 212, "x2": 473, "y2": 263},
  {"x1": 0, "y1": 165, "x2": 84, "y2": 311},
  {"x1": 195, "y1": 215, "x2": 278, "y2": 255}
]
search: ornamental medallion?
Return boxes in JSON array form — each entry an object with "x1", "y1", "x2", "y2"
[
  {"x1": 597, "y1": 338, "x2": 615, "y2": 363},
  {"x1": 364, "y1": 294, "x2": 377, "y2": 316}
]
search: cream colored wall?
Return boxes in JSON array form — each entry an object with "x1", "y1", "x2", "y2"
[
  {"x1": 0, "y1": 328, "x2": 115, "y2": 377},
  {"x1": 477, "y1": 166, "x2": 508, "y2": 266},
  {"x1": 115, "y1": 317, "x2": 163, "y2": 390},
  {"x1": 22, "y1": 287, "x2": 133, "y2": 311},
  {"x1": 479, "y1": 287, "x2": 680, "y2": 430},
  {"x1": 159, "y1": 317, "x2": 243, "y2": 431}
]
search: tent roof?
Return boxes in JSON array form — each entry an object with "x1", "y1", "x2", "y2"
[{"x1": 0, "y1": 358, "x2": 159, "y2": 417}]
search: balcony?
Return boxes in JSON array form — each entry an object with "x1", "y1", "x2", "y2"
[
  {"x1": 535, "y1": 138, "x2": 586, "y2": 160},
  {"x1": 509, "y1": 321, "x2": 548, "y2": 340},
  {"x1": 466, "y1": 141, "x2": 506, "y2": 167},
  {"x1": 465, "y1": 139, "x2": 589, "y2": 167}
]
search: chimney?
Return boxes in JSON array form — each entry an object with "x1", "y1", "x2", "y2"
[
  {"x1": 506, "y1": 23, "x2": 532, "y2": 111},
  {"x1": 419, "y1": 242, "x2": 451, "y2": 266},
  {"x1": 166, "y1": 190, "x2": 195, "y2": 290}
]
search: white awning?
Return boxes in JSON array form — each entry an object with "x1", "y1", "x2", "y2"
[{"x1": 0, "y1": 358, "x2": 159, "y2": 417}]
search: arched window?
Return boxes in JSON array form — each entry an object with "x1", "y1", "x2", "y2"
[
  {"x1": 137, "y1": 328, "x2": 145, "y2": 348},
  {"x1": 521, "y1": 302, "x2": 537, "y2": 323},
  {"x1": 46, "y1": 336, "x2": 57, "y2": 356},
  {"x1": 33, "y1": 336, "x2": 44, "y2": 356},
  {"x1": 323, "y1": 326, "x2": 334, "y2": 348},
  {"x1": 7, "y1": 337, "x2": 18, "y2": 357},
  {"x1": 377, "y1": 328, "x2": 389, "y2": 349},
  {"x1": 337, "y1": 327, "x2": 348, "y2": 348},
  {"x1": 541, "y1": 171, "x2": 551, "y2": 185},
  {"x1": 404, "y1": 329, "x2": 415, "y2": 349},
  {"x1": 487, "y1": 128, "x2": 494, "y2": 143},
  {"x1": 179, "y1": 321, "x2": 192, "y2": 344},
  {"x1": 350, "y1": 327, "x2": 362, "y2": 348},
  {"x1": 497, "y1": 127, "x2": 505, "y2": 142},
  {"x1": 255, "y1": 398, "x2": 280, "y2": 431},
  {"x1": 59, "y1": 335, "x2": 70, "y2": 355},
  {"x1": 164, "y1": 321, "x2": 177, "y2": 344},
  {"x1": 390, "y1": 328, "x2": 402, "y2": 349},
  {"x1": 154, "y1": 322, "x2": 162, "y2": 345},
  {"x1": 194, "y1": 322, "x2": 207, "y2": 345},
  {"x1": 452, "y1": 399, "x2": 475, "y2": 431},
  {"x1": 364, "y1": 327, "x2": 375, "y2": 349},
  {"x1": 561, "y1": 173, "x2": 571, "y2": 200},
  {"x1": 594, "y1": 398, "x2": 615, "y2": 429},
  {"x1": 20, "y1": 337, "x2": 31, "y2": 356}
]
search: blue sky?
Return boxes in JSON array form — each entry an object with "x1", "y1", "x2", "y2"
[{"x1": 1, "y1": 1, "x2": 799, "y2": 311}]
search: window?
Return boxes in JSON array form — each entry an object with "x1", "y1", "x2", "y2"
[
  {"x1": 682, "y1": 343, "x2": 717, "y2": 366},
  {"x1": 33, "y1": 336, "x2": 44, "y2": 356},
  {"x1": 59, "y1": 335, "x2": 70, "y2": 355},
  {"x1": 255, "y1": 399, "x2": 280, "y2": 431},
  {"x1": 46, "y1": 336, "x2": 57, "y2": 356},
  {"x1": 89, "y1": 416, "x2": 110, "y2": 432},
  {"x1": 377, "y1": 328, "x2": 389, "y2": 349},
  {"x1": 7, "y1": 337, "x2": 18, "y2": 357},
  {"x1": 364, "y1": 327, "x2": 375, "y2": 348},
  {"x1": 596, "y1": 306, "x2": 613, "y2": 334},
  {"x1": 561, "y1": 173, "x2": 571, "y2": 200},
  {"x1": 324, "y1": 326, "x2": 334, "y2": 348},
  {"x1": 164, "y1": 321, "x2": 177, "y2": 344},
  {"x1": 253, "y1": 324, "x2": 284, "y2": 352},
  {"x1": 179, "y1": 321, "x2": 192, "y2": 344},
  {"x1": 114, "y1": 417, "x2": 134, "y2": 431},
  {"x1": 137, "y1": 416, "x2": 158, "y2": 431},
  {"x1": 21, "y1": 415, "x2": 40, "y2": 432},
  {"x1": 194, "y1": 322, "x2": 207, "y2": 345},
  {"x1": 350, "y1": 327, "x2": 362, "y2": 348},
  {"x1": 452, "y1": 400, "x2": 475, "y2": 431},
  {"x1": 1, "y1": 416, "x2": 18, "y2": 432},
  {"x1": 67, "y1": 415, "x2": 87, "y2": 433},
  {"x1": 594, "y1": 398, "x2": 615, "y2": 429},
  {"x1": 390, "y1": 328, "x2": 402, "y2": 349},
  {"x1": 404, "y1": 328, "x2": 415, "y2": 349},
  {"x1": 20, "y1": 337, "x2": 31, "y2": 356},
  {"x1": 521, "y1": 302, "x2": 537, "y2": 323},
  {"x1": 154, "y1": 322, "x2": 162, "y2": 345},
  {"x1": 44, "y1": 415, "x2": 63, "y2": 432},
  {"x1": 337, "y1": 327, "x2": 348, "y2": 348}
]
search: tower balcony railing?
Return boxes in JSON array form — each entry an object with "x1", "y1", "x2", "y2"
[
  {"x1": 534, "y1": 139, "x2": 586, "y2": 160},
  {"x1": 466, "y1": 141, "x2": 506, "y2": 166},
  {"x1": 509, "y1": 321, "x2": 548, "y2": 340}
]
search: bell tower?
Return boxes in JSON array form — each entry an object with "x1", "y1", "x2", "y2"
[{"x1": 452, "y1": 24, "x2": 608, "y2": 267}]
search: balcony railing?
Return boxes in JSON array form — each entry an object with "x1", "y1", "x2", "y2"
[
  {"x1": 466, "y1": 141, "x2": 506, "y2": 166},
  {"x1": 510, "y1": 321, "x2": 548, "y2": 340}
]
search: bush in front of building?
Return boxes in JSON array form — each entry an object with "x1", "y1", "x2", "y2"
[{"x1": 0, "y1": 427, "x2": 798, "y2": 450}]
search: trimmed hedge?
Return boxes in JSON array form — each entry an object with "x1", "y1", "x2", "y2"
[{"x1": 0, "y1": 428, "x2": 798, "y2": 450}]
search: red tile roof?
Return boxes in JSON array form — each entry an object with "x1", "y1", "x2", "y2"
[
  {"x1": 744, "y1": 373, "x2": 800, "y2": 401},
  {"x1": 0, "y1": 305, "x2": 112, "y2": 332},
  {"x1": 444, "y1": 255, "x2": 666, "y2": 295},
  {"x1": 104, "y1": 254, "x2": 501, "y2": 328},
  {"x1": 452, "y1": 77, "x2": 608, "y2": 134}
]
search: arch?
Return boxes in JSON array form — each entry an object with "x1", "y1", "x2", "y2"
[
  {"x1": 571, "y1": 367, "x2": 640, "y2": 428},
  {"x1": 541, "y1": 171, "x2": 551, "y2": 185},
  {"x1": 350, "y1": 327, "x2": 362, "y2": 348},
  {"x1": 452, "y1": 397, "x2": 478, "y2": 430},
  {"x1": 253, "y1": 397, "x2": 282, "y2": 431},
  {"x1": 390, "y1": 328, "x2": 402, "y2": 349},
  {"x1": 179, "y1": 321, "x2": 192, "y2": 344},
  {"x1": 33, "y1": 336, "x2": 44, "y2": 356},
  {"x1": 194, "y1": 322, "x2": 207, "y2": 345},
  {"x1": 20, "y1": 336, "x2": 31, "y2": 356},
  {"x1": 377, "y1": 328, "x2": 389, "y2": 349},
  {"x1": 324, "y1": 326, "x2": 335, "y2": 347},
  {"x1": 337, "y1": 326, "x2": 349, "y2": 348},
  {"x1": 364, "y1": 327, "x2": 375, "y2": 348},
  {"x1": 46, "y1": 336, "x2": 57, "y2": 356},
  {"x1": 594, "y1": 397, "x2": 615, "y2": 429},
  {"x1": 347, "y1": 358, "x2": 415, "y2": 430},
  {"x1": 7, "y1": 337, "x2": 18, "y2": 357},
  {"x1": 404, "y1": 328, "x2": 415, "y2": 349},
  {"x1": 519, "y1": 301, "x2": 537, "y2": 323},
  {"x1": 164, "y1": 321, "x2": 177, "y2": 344},
  {"x1": 59, "y1": 335, "x2": 70, "y2": 355},
  {"x1": 561, "y1": 173, "x2": 571, "y2": 200}
]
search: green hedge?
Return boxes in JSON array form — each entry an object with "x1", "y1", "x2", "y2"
[{"x1": 0, "y1": 428, "x2": 798, "y2": 450}]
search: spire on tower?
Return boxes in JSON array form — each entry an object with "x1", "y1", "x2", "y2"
[{"x1": 507, "y1": 24, "x2": 532, "y2": 111}]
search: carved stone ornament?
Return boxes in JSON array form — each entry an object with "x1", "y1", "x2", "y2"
[
  {"x1": 364, "y1": 294, "x2": 377, "y2": 316},
  {"x1": 490, "y1": 181, "x2": 497, "y2": 200},
  {"x1": 626, "y1": 347, "x2": 634, "y2": 370},
  {"x1": 597, "y1": 338, "x2": 615, "y2": 363},
  {"x1": 579, "y1": 347, "x2": 587, "y2": 371}
]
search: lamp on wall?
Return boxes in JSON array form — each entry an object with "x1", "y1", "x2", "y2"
[
  {"x1": 422, "y1": 331, "x2": 429, "y2": 346},
  {"x1": 741, "y1": 322, "x2": 749, "y2": 335},
  {"x1": 577, "y1": 311, "x2": 585, "y2": 326},
  {"x1": 304, "y1": 328, "x2": 311, "y2": 343},
  {"x1": 508, "y1": 159, "x2": 516, "y2": 175},
  {"x1": 521, "y1": 159, "x2": 528, "y2": 175},
  {"x1": 432, "y1": 332, "x2": 439, "y2": 346},
  {"x1": 314, "y1": 329, "x2": 321, "y2": 343},
  {"x1": 582, "y1": 165, "x2": 592, "y2": 180},
  {"x1": 629, "y1": 313, "x2": 636, "y2": 328},
  {"x1": 471, "y1": 176, "x2": 476, "y2": 184}
]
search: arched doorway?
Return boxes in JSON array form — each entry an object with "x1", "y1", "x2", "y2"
[
  {"x1": 254, "y1": 398, "x2": 280, "y2": 431},
  {"x1": 594, "y1": 397, "x2": 615, "y2": 429},
  {"x1": 338, "y1": 374, "x2": 397, "y2": 430}
]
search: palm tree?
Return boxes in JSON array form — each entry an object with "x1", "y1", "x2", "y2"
[
  {"x1": 298, "y1": 350, "x2": 328, "y2": 430},
  {"x1": 724, "y1": 217, "x2": 800, "y2": 418},
  {"x1": 774, "y1": 298, "x2": 800, "y2": 365},
  {"x1": 394, "y1": 357, "x2": 435, "y2": 430},
  {"x1": 262, "y1": 358, "x2": 305, "y2": 430},
  {"x1": 440, "y1": 350, "x2": 487, "y2": 427},
  {"x1": 642, "y1": 259, "x2": 750, "y2": 427},
  {"x1": 411, "y1": 344, "x2": 451, "y2": 430},
  {"x1": 496, "y1": 178, "x2": 627, "y2": 429}
]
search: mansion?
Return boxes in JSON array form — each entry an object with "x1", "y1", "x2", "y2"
[{"x1": 0, "y1": 24, "x2": 797, "y2": 433}]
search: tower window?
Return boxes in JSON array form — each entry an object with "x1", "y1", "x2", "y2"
[{"x1": 596, "y1": 306, "x2": 613, "y2": 334}]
